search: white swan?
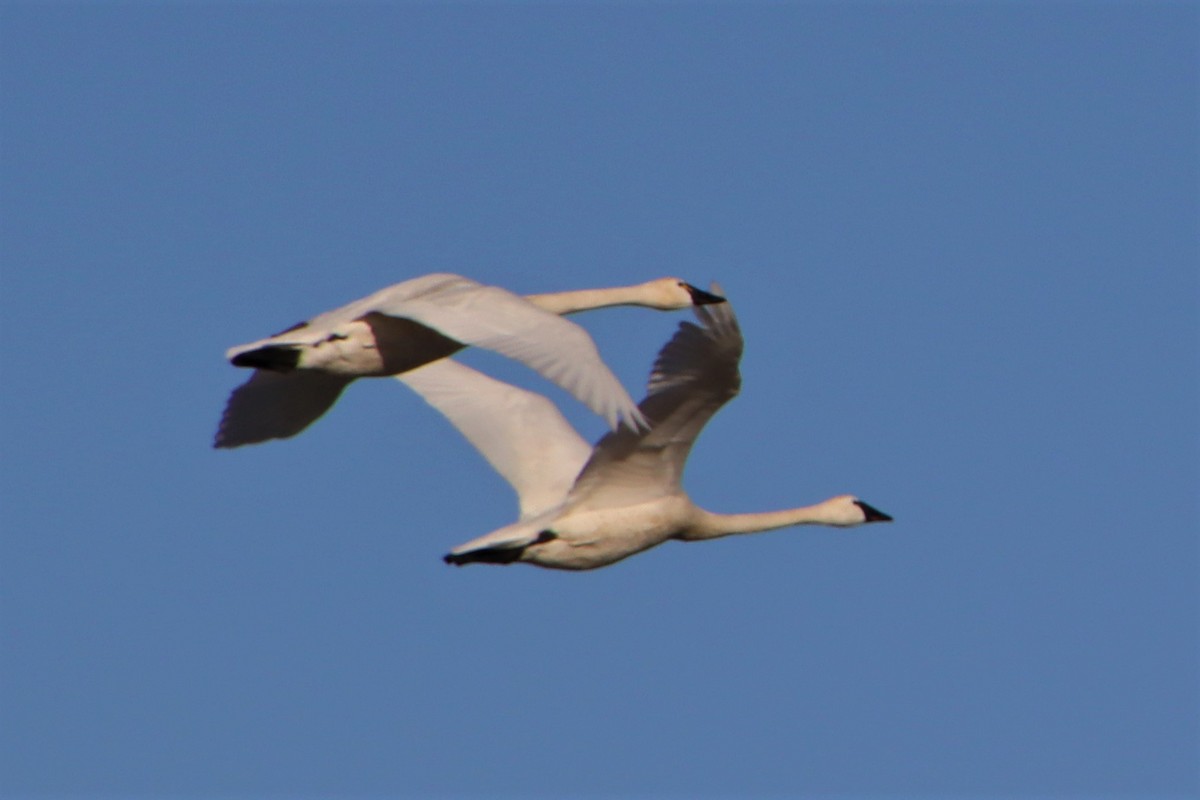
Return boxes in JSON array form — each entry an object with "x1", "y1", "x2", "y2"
[
  {"x1": 397, "y1": 288, "x2": 891, "y2": 570},
  {"x1": 214, "y1": 274, "x2": 725, "y2": 449}
]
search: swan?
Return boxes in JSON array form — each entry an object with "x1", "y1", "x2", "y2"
[
  {"x1": 214, "y1": 274, "x2": 725, "y2": 449},
  {"x1": 397, "y1": 288, "x2": 892, "y2": 570}
]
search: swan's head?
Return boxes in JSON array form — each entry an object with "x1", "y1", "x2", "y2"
[
  {"x1": 638, "y1": 278, "x2": 727, "y2": 310},
  {"x1": 824, "y1": 495, "x2": 893, "y2": 527}
]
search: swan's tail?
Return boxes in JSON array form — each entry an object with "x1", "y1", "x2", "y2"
[{"x1": 443, "y1": 531, "x2": 557, "y2": 567}]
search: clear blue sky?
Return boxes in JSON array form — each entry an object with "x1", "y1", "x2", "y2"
[{"x1": 2, "y1": 3, "x2": 1196, "y2": 798}]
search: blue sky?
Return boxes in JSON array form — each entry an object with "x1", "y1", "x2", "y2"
[{"x1": 1, "y1": 3, "x2": 1196, "y2": 798}]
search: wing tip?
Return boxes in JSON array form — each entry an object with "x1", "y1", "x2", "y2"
[{"x1": 620, "y1": 405, "x2": 651, "y2": 433}]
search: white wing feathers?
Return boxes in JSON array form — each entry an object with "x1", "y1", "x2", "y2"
[
  {"x1": 392, "y1": 282, "x2": 648, "y2": 432},
  {"x1": 565, "y1": 285, "x2": 742, "y2": 512},
  {"x1": 224, "y1": 274, "x2": 476, "y2": 357},
  {"x1": 646, "y1": 292, "x2": 743, "y2": 397},
  {"x1": 222, "y1": 273, "x2": 646, "y2": 435},
  {"x1": 407, "y1": 284, "x2": 741, "y2": 562},
  {"x1": 397, "y1": 360, "x2": 591, "y2": 519}
]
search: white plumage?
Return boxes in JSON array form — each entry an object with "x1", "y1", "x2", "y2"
[
  {"x1": 215, "y1": 274, "x2": 725, "y2": 448},
  {"x1": 399, "y1": 287, "x2": 892, "y2": 570}
]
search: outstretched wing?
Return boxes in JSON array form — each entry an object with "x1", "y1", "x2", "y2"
[
  {"x1": 222, "y1": 273, "x2": 646, "y2": 433},
  {"x1": 396, "y1": 360, "x2": 592, "y2": 519},
  {"x1": 566, "y1": 286, "x2": 743, "y2": 512},
  {"x1": 384, "y1": 280, "x2": 647, "y2": 432},
  {"x1": 214, "y1": 370, "x2": 352, "y2": 448}
]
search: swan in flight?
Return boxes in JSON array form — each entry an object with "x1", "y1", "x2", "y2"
[
  {"x1": 214, "y1": 274, "x2": 725, "y2": 449},
  {"x1": 397, "y1": 288, "x2": 891, "y2": 570}
]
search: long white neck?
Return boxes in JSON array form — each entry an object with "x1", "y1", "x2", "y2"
[
  {"x1": 680, "y1": 501, "x2": 853, "y2": 541},
  {"x1": 523, "y1": 283, "x2": 654, "y2": 316}
]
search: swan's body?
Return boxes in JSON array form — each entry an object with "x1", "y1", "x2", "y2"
[
  {"x1": 398, "y1": 289, "x2": 891, "y2": 571},
  {"x1": 214, "y1": 274, "x2": 724, "y2": 449}
]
